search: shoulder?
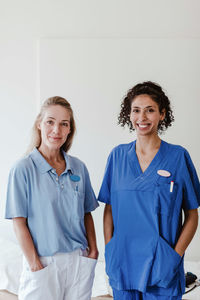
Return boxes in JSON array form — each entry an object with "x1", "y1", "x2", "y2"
[
  {"x1": 8, "y1": 154, "x2": 35, "y2": 184},
  {"x1": 110, "y1": 141, "x2": 135, "y2": 157},
  {"x1": 102, "y1": 142, "x2": 135, "y2": 170},
  {"x1": 10, "y1": 154, "x2": 33, "y2": 175},
  {"x1": 65, "y1": 154, "x2": 88, "y2": 173},
  {"x1": 66, "y1": 154, "x2": 85, "y2": 167},
  {"x1": 162, "y1": 140, "x2": 188, "y2": 156},
  {"x1": 162, "y1": 140, "x2": 193, "y2": 165}
]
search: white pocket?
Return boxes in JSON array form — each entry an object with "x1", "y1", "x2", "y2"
[
  {"x1": 78, "y1": 250, "x2": 97, "y2": 299},
  {"x1": 23, "y1": 256, "x2": 53, "y2": 281}
]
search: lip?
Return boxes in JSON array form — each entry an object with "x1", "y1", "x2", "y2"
[{"x1": 49, "y1": 136, "x2": 62, "y2": 140}]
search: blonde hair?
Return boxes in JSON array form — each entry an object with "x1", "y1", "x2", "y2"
[{"x1": 27, "y1": 96, "x2": 76, "y2": 153}]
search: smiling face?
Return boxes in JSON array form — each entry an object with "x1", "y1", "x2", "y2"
[
  {"x1": 130, "y1": 94, "x2": 165, "y2": 137},
  {"x1": 38, "y1": 105, "x2": 71, "y2": 152}
]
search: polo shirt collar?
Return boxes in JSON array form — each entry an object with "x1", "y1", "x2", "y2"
[
  {"x1": 62, "y1": 150, "x2": 74, "y2": 174},
  {"x1": 30, "y1": 148, "x2": 73, "y2": 174}
]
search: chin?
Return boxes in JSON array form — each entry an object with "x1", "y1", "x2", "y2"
[{"x1": 47, "y1": 143, "x2": 62, "y2": 151}]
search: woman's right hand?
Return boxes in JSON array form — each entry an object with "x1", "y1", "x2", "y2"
[
  {"x1": 29, "y1": 258, "x2": 44, "y2": 272},
  {"x1": 13, "y1": 217, "x2": 42, "y2": 272}
]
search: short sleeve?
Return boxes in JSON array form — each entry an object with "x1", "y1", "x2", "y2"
[
  {"x1": 83, "y1": 164, "x2": 99, "y2": 213},
  {"x1": 182, "y1": 150, "x2": 200, "y2": 210},
  {"x1": 98, "y1": 152, "x2": 113, "y2": 204},
  {"x1": 5, "y1": 161, "x2": 28, "y2": 219}
]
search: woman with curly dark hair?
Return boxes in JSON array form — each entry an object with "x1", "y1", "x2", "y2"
[{"x1": 98, "y1": 81, "x2": 200, "y2": 300}]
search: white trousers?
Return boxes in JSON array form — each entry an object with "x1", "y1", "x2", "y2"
[{"x1": 18, "y1": 249, "x2": 97, "y2": 300}]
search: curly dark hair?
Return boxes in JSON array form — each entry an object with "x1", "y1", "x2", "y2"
[{"x1": 118, "y1": 81, "x2": 174, "y2": 133}]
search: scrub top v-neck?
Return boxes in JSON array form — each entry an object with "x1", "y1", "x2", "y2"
[
  {"x1": 98, "y1": 140, "x2": 200, "y2": 296},
  {"x1": 129, "y1": 140, "x2": 164, "y2": 178}
]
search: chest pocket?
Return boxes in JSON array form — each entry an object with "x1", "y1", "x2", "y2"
[
  {"x1": 154, "y1": 182, "x2": 177, "y2": 216},
  {"x1": 73, "y1": 190, "x2": 85, "y2": 219}
]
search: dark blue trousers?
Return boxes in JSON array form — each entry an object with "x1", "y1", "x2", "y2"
[{"x1": 113, "y1": 288, "x2": 182, "y2": 300}]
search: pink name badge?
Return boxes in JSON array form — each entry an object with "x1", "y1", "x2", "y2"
[{"x1": 157, "y1": 170, "x2": 171, "y2": 177}]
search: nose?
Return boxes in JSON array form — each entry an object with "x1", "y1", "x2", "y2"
[
  {"x1": 139, "y1": 110, "x2": 147, "y2": 121},
  {"x1": 52, "y1": 124, "x2": 60, "y2": 134}
]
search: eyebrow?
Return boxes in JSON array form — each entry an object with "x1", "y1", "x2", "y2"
[
  {"x1": 132, "y1": 105, "x2": 155, "y2": 108},
  {"x1": 47, "y1": 117, "x2": 70, "y2": 122}
]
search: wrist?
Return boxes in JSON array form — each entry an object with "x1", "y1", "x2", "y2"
[
  {"x1": 105, "y1": 236, "x2": 112, "y2": 245},
  {"x1": 29, "y1": 257, "x2": 43, "y2": 271},
  {"x1": 88, "y1": 248, "x2": 99, "y2": 259},
  {"x1": 174, "y1": 247, "x2": 184, "y2": 257}
]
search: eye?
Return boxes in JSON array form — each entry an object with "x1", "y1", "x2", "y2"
[
  {"x1": 62, "y1": 122, "x2": 69, "y2": 127},
  {"x1": 146, "y1": 108, "x2": 155, "y2": 113},
  {"x1": 47, "y1": 120, "x2": 53, "y2": 125},
  {"x1": 132, "y1": 108, "x2": 140, "y2": 113}
]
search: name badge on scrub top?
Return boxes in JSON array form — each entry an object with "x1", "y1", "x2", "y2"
[{"x1": 157, "y1": 170, "x2": 171, "y2": 177}]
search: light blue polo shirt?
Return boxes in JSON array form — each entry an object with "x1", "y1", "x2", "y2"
[{"x1": 5, "y1": 148, "x2": 99, "y2": 256}]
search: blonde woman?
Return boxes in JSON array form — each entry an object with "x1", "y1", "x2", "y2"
[{"x1": 5, "y1": 96, "x2": 99, "y2": 300}]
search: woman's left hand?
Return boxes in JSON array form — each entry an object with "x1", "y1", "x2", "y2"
[
  {"x1": 174, "y1": 209, "x2": 198, "y2": 258},
  {"x1": 84, "y1": 212, "x2": 99, "y2": 259},
  {"x1": 87, "y1": 248, "x2": 99, "y2": 260}
]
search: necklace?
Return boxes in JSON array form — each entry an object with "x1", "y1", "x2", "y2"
[{"x1": 46, "y1": 159, "x2": 66, "y2": 175}]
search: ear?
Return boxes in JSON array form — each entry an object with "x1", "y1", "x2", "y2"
[{"x1": 160, "y1": 109, "x2": 166, "y2": 121}]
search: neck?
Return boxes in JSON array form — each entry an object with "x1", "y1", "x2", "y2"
[
  {"x1": 38, "y1": 145, "x2": 63, "y2": 163},
  {"x1": 136, "y1": 135, "x2": 161, "y2": 154}
]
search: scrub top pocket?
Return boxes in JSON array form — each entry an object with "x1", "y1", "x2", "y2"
[
  {"x1": 154, "y1": 183, "x2": 177, "y2": 216},
  {"x1": 148, "y1": 236, "x2": 182, "y2": 291},
  {"x1": 105, "y1": 237, "x2": 118, "y2": 281}
]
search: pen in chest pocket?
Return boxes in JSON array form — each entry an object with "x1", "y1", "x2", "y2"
[
  {"x1": 69, "y1": 174, "x2": 80, "y2": 192},
  {"x1": 170, "y1": 181, "x2": 174, "y2": 193}
]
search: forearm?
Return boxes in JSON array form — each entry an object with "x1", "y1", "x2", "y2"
[
  {"x1": 13, "y1": 217, "x2": 43, "y2": 271},
  {"x1": 103, "y1": 204, "x2": 114, "y2": 245},
  {"x1": 84, "y1": 212, "x2": 98, "y2": 259},
  {"x1": 174, "y1": 209, "x2": 198, "y2": 257}
]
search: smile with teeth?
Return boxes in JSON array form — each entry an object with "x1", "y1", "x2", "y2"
[{"x1": 137, "y1": 124, "x2": 150, "y2": 128}]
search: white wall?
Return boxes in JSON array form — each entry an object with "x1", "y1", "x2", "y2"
[
  {"x1": 0, "y1": 1, "x2": 200, "y2": 260},
  {"x1": 0, "y1": 39, "x2": 37, "y2": 215}
]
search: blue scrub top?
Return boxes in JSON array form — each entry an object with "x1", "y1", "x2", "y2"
[
  {"x1": 98, "y1": 140, "x2": 200, "y2": 296},
  {"x1": 5, "y1": 148, "x2": 99, "y2": 256}
]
